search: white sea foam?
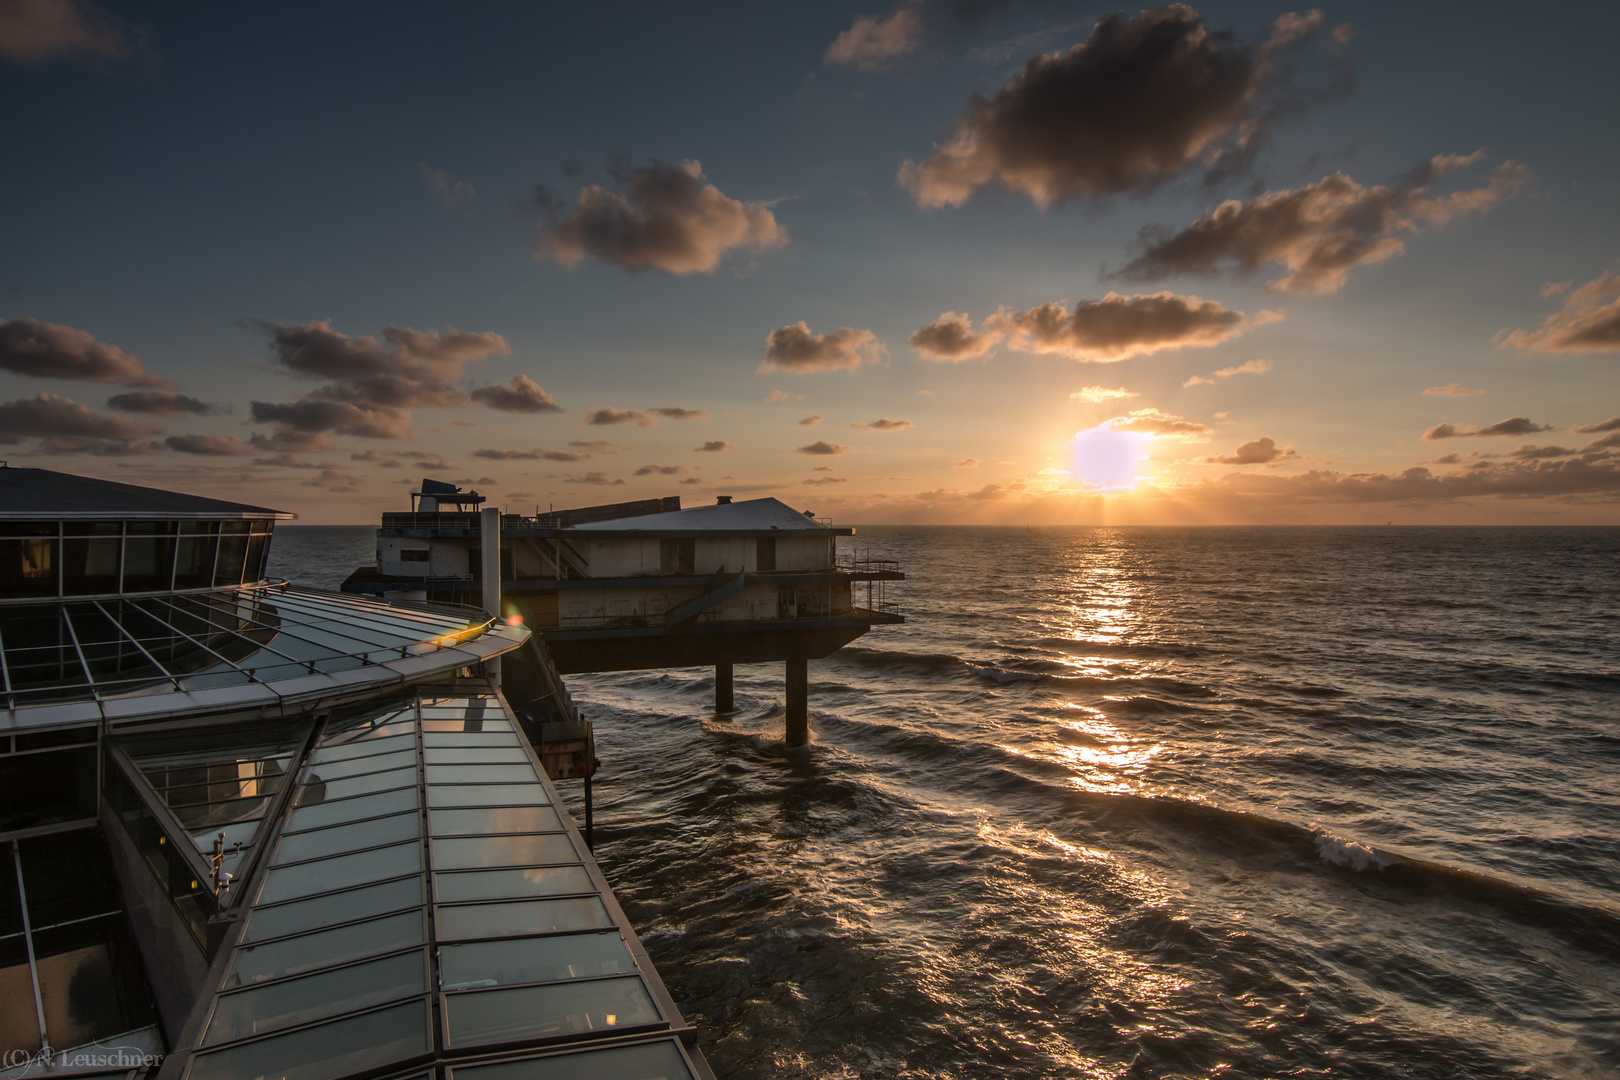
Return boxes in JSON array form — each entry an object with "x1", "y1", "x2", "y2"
[{"x1": 1312, "y1": 827, "x2": 1392, "y2": 872}]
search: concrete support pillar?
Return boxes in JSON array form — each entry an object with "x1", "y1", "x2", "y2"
[
  {"x1": 715, "y1": 662, "x2": 734, "y2": 714},
  {"x1": 785, "y1": 657, "x2": 808, "y2": 748},
  {"x1": 481, "y1": 507, "x2": 502, "y2": 685}
]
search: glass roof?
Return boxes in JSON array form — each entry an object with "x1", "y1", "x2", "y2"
[{"x1": 0, "y1": 584, "x2": 526, "y2": 730}]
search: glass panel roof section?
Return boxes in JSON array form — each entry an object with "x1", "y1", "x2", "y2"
[
  {"x1": 182, "y1": 687, "x2": 708, "y2": 1079},
  {"x1": 449, "y1": 1040, "x2": 695, "y2": 1080}
]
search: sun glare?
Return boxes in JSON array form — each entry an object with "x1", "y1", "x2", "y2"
[{"x1": 1069, "y1": 429, "x2": 1144, "y2": 488}]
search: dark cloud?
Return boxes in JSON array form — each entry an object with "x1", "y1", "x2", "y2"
[
  {"x1": 0, "y1": 0, "x2": 128, "y2": 64},
  {"x1": 566, "y1": 472, "x2": 625, "y2": 486},
  {"x1": 107, "y1": 390, "x2": 215, "y2": 415},
  {"x1": 803, "y1": 475, "x2": 850, "y2": 485},
  {"x1": 260, "y1": 453, "x2": 341, "y2": 469},
  {"x1": 679, "y1": 477, "x2": 704, "y2": 485},
  {"x1": 1112, "y1": 153, "x2": 1528, "y2": 294},
  {"x1": 568, "y1": 440, "x2": 630, "y2": 454},
  {"x1": 248, "y1": 429, "x2": 337, "y2": 454},
  {"x1": 0, "y1": 393, "x2": 161, "y2": 454},
  {"x1": 1201, "y1": 435, "x2": 1295, "y2": 465},
  {"x1": 796, "y1": 440, "x2": 851, "y2": 455},
  {"x1": 985, "y1": 291, "x2": 1279, "y2": 362},
  {"x1": 1506, "y1": 444, "x2": 1579, "y2": 460},
  {"x1": 165, "y1": 434, "x2": 253, "y2": 456},
  {"x1": 585, "y1": 407, "x2": 656, "y2": 428},
  {"x1": 910, "y1": 311, "x2": 997, "y2": 361},
  {"x1": 799, "y1": 415, "x2": 823, "y2": 427},
  {"x1": 634, "y1": 464, "x2": 691, "y2": 476},
  {"x1": 824, "y1": 0, "x2": 925, "y2": 71},
  {"x1": 1586, "y1": 432, "x2": 1620, "y2": 452},
  {"x1": 850, "y1": 418, "x2": 913, "y2": 431},
  {"x1": 297, "y1": 468, "x2": 363, "y2": 493},
  {"x1": 0, "y1": 317, "x2": 174, "y2": 388},
  {"x1": 472, "y1": 447, "x2": 591, "y2": 462},
  {"x1": 1196, "y1": 458, "x2": 1620, "y2": 504},
  {"x1": 1573, "y1": 417, "x2": 1620, "y2": 434},
  {"x1": 417, "y1": 164, "x2": 474, "y2": 208},
  {"x1": 1497, "y1": 271, "x2": 1620, "y2": 353},
  {"x1": 899, "y1": 6, "x2": 1346, "y2": 208},
  {"x1": 695, "y1": 440, "x2": 733, "y2": 453},
  {"x1": 469, "y1": 375, "x2": 561, "y2": 414},
  {"x1": 529, "y1": 158, "x2": 786, "y2": 276},
  {"x1": 1423, "y1": 416, "x2": 1554, "y2": 441},
  {"x1": 249, "y1": 399, "x2": 414, "y2": 440},
  {"x1": 760, "y1": 322, "x2": 885, "y2": 373},
  {"x1": 651, "y1": 406, "x2": 711, "y2": 421}
]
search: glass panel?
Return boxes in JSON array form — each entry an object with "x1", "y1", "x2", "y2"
[
  {"x1": 321, "y1": 714, "x2": 416, "y2": 745},
  {"x1": 452, "y1": 1040, "x2": 693, "y2": 1080},
  {"x1": 225, "y1": 910, "x2": 425, "y2": 988},
  {"x1": 428, "y1": 784, "x2": 549, "y2": 809},
  {"x1": 244, "y1": 877, "x2": 424, "y2": 944},
  {"x1": 421, "y1": 717, "x2": 512, "y2": 733},
  {"x1": 310, "y1": 733, "x2": 416, "y2": 763},
  {"x1": 424, "y1": 748, "x2": 532, "y2": 766},
  {"x1": 121, "y1": 534, "x2": 176, "y2": 592},
  {"x1": 431, "y1": 835, "x2": 576, "y2": 871},
  {"x1": 0, "y1": 745, "x2": 97, "y2": 833},
  {"x1": 425, "y1": 765, "x2": 535, "y2": 785},
  {"x1": 188, "y1": 1001, "x2": 428, "y2": 1080},
  {"x1": 434, "y1": 867, "x2": 593, "y2": 904},
  {"x1": 0, "y1": 536, "x2": 59, "y2": 598},
  {"x1": 298, "y1": 766, "x2": 416, "y2": 802},
  {"x1": 173, "y1": 528, "x2": 219, "y2": 589},
  {"x1": 204, "y1": 950, "x2": 425, "y2": 1045},
  {"x1": 214, "y1": 527, "x2": 249, "y2": 587},
  {"x1": 440, "y1": 932, "x2": 634, "y2": 990},
  {"x1": 259, "y1": 842, "x2": 421, "y2": 903},
  {"x1": 0, "y1": 936, "x2": 41, "y2": 1053},
  {"x1": 431, "y1": 806, "x2": 563, "y2": 836},
  {"x1": 435, "y1": 898, "x2": 609, "y2": 941},
  {"x1": 303, "y1": 749, "x2": 416, "y2": 781},
  {"x1": 19, "y1": 830, "x2": 122, "y2": 928},
  {"x1": 62, "y1": 536, "x2": 121, "y2": 595},
  {"x1": 286, "y1": 787, "x2": 419, "y2": 832},
  {"x1": 32, "y1": 915, "x2": 157, "y2": 1052},
  {"x1": 444, "y1": 977, "x2": 659, "y2": 1047},
  {"x1": 423, "y1": 732, "x2": 518, "y2": 748},
  {"x1": 274, "y1": 813, "x2": 419, "y2": 864}
]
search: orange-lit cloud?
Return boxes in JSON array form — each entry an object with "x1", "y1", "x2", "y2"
[
  {"x1": 1423, "y1": 383, "x2": 1485, "y2": 396},
  {"x1": 1497, "y1": 270, "x2": 1620, "y2": 353},
  {"x1": 1070, "y1": 386, "x2": 1137, "y2": 403},
  {"x1": 955, "y1": 458, "x2": 978, "y2": 468},
  {"x1": 1184, "y1": 358, "x2": 1272, "y2": 387},
  {"x1": 469, "y1": 375, "x2": 561, "y2": 414},
  {"x1": 417, "y1": 164, "x2": 474, "y2": 209},
  {"x1": 0, "y1": 392, "x2": 160, "y2": 455},
  {"x1": 850, "y1": 418, "x2": 912, "y2": 431},
  {"x1": 765, "y1": 389, "x2": 804, "y2": 402},
  {"x1": 796, "y1": 440, "x2": 850, "y2": 455},
  {"x1": 1098, "y1": 407, "x2": 1211, "y2": 440},
  {"x1": 529, "y1": 159, "x2": 786, "y2": 276},
  {"x1": 824, "y1": 0, "x2": 923, "y2": 71},
  {"x1": 986, "y1": 292, "x2": 1280, "y2": 363},
  {"x1": 798, "y1": 414, "x2": 823, "y2": 427},
  {"x1": 910, "y1": 311, "x2": 996, "y2": 361},
  {"x1": 0, "y1": 0, "x2": 128, "y2": 64},
  {"x1": 1200, "y1": 435, "x2": 1296, "y2": 464},
  {"x1": 760, "y1": 322, "x2": 885, "y2": 372},
  {"x1": 0, "y1": 317, "x2": 175, "y2": 388}
]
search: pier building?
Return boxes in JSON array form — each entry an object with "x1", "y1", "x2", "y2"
[{"x1": 0, "y1": 466, "x2": 714, "y2": 1080}]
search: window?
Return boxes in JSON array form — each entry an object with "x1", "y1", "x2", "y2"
[
  {"x1": 400, "y1": 549, "x2": 430, "y2": 563},
  {"x1": 756, "y1": 538, "x2": 776, "y2": 572}
]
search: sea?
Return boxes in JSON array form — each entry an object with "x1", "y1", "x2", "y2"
[{"x1": 269, "y1": 525, "x2": 1620, "y2": 1079}]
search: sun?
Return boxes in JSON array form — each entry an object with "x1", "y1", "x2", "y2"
[{"x1": 1068, "y1": 428, "x2": 1146, "y2": 488}]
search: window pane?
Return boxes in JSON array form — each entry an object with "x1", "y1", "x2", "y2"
[
  {"x1": 425, "y1": 765, "x2": 535, "y2": 785},
  {"x1": 273, "y1": 813, "x2": 419, "y2": 864},
  {"x1": 453, "y1": 1041, "x2": 693, "y2": 1080},
  {"x1": 440, "y1": 932, "x2": 634, "y2": 990},
  {"x1": 298, "y1": 766, "x2": 416, "y2": 802},
  {"x1": 444, "y1": 977, "x2": 658, "y2": 1047},
  {"x1": 431, "y1": 835, "x2": 576, "y2": 871},
  {"x1": 259, "y1": 842, "x2": 421, "y2": 903},
  {"x1": 189, "y1": 1001, "x2": 428, "y2": 1080},
  {"x1": 303, "y1": 749, "x2": 416, "y2": 781},
  {"x1": 310, "y1": 734, "x2": 416, "y2": 763},
  {"x1": 214, "y1": 531, "x2": 249, "y2": 587},
  {"x1": 225, "y1": 910, "x2": 425, "y2": 988},
  {"x1": 286, "y1": 787, "x2": 419, "y2": 832},
  {"x1": 423, "y1": 732, "x2": 518, "y2": 748},
  {"x1": 0, "y1": 937, "x2": 40, "y2": 1053},
  {"x1": 0, "y1": 536, "x2": 58, "y2": 598},
  {"x1": 434, "y1": 867, "x2": 593, "y2": 904},
  {"x1": 244, "y1": 877, "x2": 424, "y2": 944},
  {"x1": 421, "y1": 717, "x2": 512, "y2": 732},
  {"x1": 424, "y1": 747, "x2": 531, "y2": 766},
  {"x1": 62, "y1": 537, "x2": 121, "y2": 595},
  {"x1": 32, "y1": 915, "x2": 157, "y2": 1052},
  {"x1": 204, "y1": 950, "x2": 425, "y2": 1045},
  {"x1": 427, "y1": 784, "x2": 549, "y2": 809},
  {"x1": 122, "y1": 535, "x2": 175, "y2": 592},
  {"x1": 435, "y1": 898, "x2": 609, "y2": 941},
  {"x1": 430, "y1": 807, "x2": 563, "y2": 837},
  {"x1": 173, "y1": 532, "x2": 218, "y2": 589}
]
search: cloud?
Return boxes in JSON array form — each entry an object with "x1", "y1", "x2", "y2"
[
  {"x1": 765, "y1": 389, "x2": 805, "y2": 402},
  {"x1": 1423, "y1": 383, "x2": 1485, "y2": 397},
  {"x1": 1098, "y1": 407, "x2": 1210, "y2": 440},
  {"x1": 1201, "y1": 435, "x2": 1295, "y2": 464},
  {"x1": 898, "y1": 6, "x2": 1345, "y2": 209},
  {"x1": 1506, "y1": 444, "x2": 1579, "y2": 460},
  {"x1": 824, "y1": 0, "x2": 924, "y2": 71},
  {"x1": 760, "y1": 322, "x2": 885, "y2": 373},
  {"x1": 796, "y1": 440, "x2": 850, "y2": 456},
  {"x1": 472, "y1": 447, "x2": 591, "y2": 462},
  {"x1": 1071, "y1": 386, "x2": 1137, "y2": 403},
  {"x1": 0, "y1": 317, "x2": 174, "y2": 388},
  {"x1": 249, "y1": 399, "x2": 414, "y2": 440},
  {"x1": 850, "y1": 418, "x2": 913, "y2": 431},
  {"x1": 568, "y1": 440, "x2": 630, "y2": 454},
  {"x1": 566, "y1": 472, "x2": 625, "y2": 486},
  {"x1": 0, "y1": 392, "x2": 161, "y2": 453},
  {"x1": 1497, "y1": 270, "x2": 1620, "y2": 354},
  {"x1": 799, "y1": 414, "x2": 823, "y2": 427},
  {"x1": 955, "y1": 458, "x2": 979, "y2": 467},
  {"x1": 529, "y1": 158, "x2": 786, "y2": 276},
  {"x1": 984, "y1": 291, "x2": 1279, "y2": 363},
  {"x1": 165, "y1": 434, "x2": 253, "y2": 456},
  {"x1": 695, "y1": 440, "x2": 733, "y2": 453},
  {"x1": 1423, "y1": 416, "x2": 1555, "y2": 441},
  {"x1": 469, "y1": 375, "x2": 561, "y2": 414},
  {"x1": 650, "y1": 406, "x2": 711, "y2": 421},
  {"x1": 1183, "y1": 357, "x2": 1272, "y2": 387},
  {"x1": 1192, "y1": 458, "x2": 1620, "y2": 504},
  {"x1": 0, "y1": 0, "x2": 128, "y2": 64},
  {"x1": 1585, "y1": 432, "x2": 1620, "y2": 452},
  {"x1": 910, "y1": 311, "x2": 996, "y2": 361},
  {"x1": 417, "y1": 164, "x2": 474, "y2": 208},
  {"x1": 586, "y1": 407, "x2": 655, "y2": 428},
  {"x1": 107, "y1": 390, "x2": 215, "y2": 415},
  {"x1": 634, "y1": 464, "x2": 691, "y2": 476},
  {"x1": 1112, "y1": 153, "x2": 1529, "y2": 294},
  {"x1": 803, "y1": 475, "x2": 849, "y2": 485},
  {"x1": 1572, "y1": 417, "x2": 1620, "y2": 434},
  {"x1": 967, "y1": 484, "x2": 1006, "y2": 500}
]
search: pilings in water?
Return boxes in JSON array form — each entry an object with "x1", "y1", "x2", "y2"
[
  {"x1": 785, "y1": 657, "x2": 808, "y2": 748},
  {"x1": 715, "y1": 662, "x2": 734, "y2": 714}
]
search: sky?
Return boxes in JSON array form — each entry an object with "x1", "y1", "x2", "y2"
[{"x1": 1, "y1": 0, "x2": 1617, "y2": 525}]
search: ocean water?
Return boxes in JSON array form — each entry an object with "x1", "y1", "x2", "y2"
[{"x1": 269, "y1": 525, "x2": 1620, "y2": 1078}]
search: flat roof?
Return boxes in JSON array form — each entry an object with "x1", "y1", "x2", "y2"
[
  {"x1": 570, "y1": 496, "x2": 830, "y2": 533},
  {"x1": 0, "y1": 466, "x2": 294, "y2": 520}
]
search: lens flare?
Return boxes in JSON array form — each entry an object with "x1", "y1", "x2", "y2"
[{"x1": 1069, "y1": 429, "x2": 1143, "y2": 488}]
